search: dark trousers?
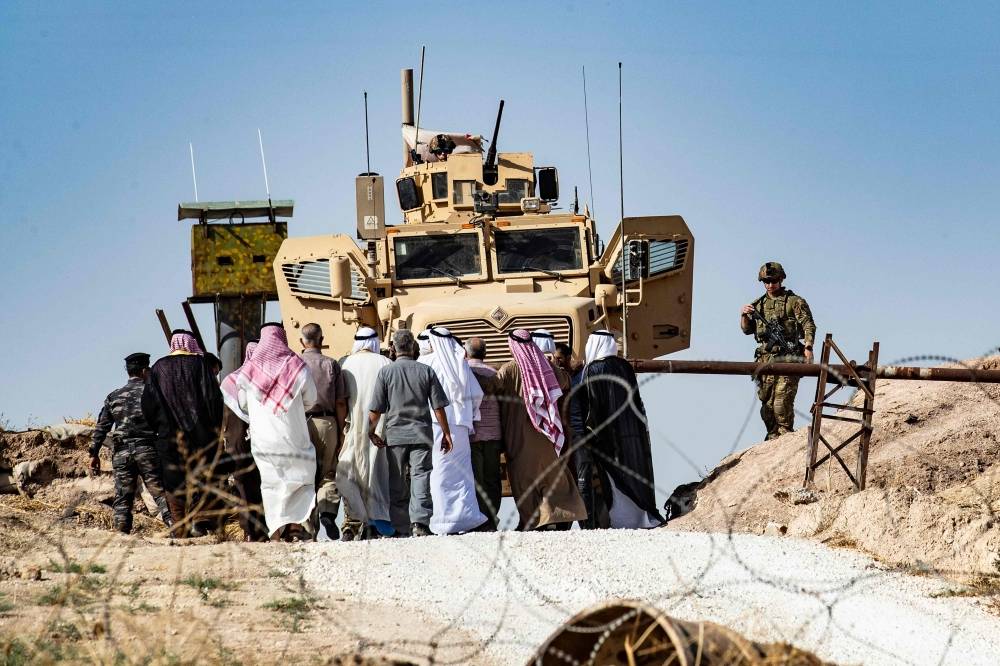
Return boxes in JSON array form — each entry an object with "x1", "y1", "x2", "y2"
[
  {"x1": 223, "y1": 410, "x2": 267, "y2": 541},
  {"x1": 386, "y1": 443, "x2": 433, "y2": 535},
  {"x1": 157, "y1": 428, "x2": 227, "y2": 536},
  {"x1": 112, "y1": 443, "x2": 171, "y2": 533},
  {"x1": 569, "y1": 432, "x2": 599, "y2": 530},
  {"x1": 470, "y1": 439, "x2": 503, "y2": 530}
]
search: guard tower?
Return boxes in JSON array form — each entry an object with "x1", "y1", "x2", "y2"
[{"x1": 176, "y1": 200, "x2": 293, "y2": 375}]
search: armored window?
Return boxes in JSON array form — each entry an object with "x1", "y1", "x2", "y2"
[
  {"x1": 431, "y1": 172, "x2": 449, "y2": 200},
  {"x1": 497, "y1": 179, "x2": 531, "y2": 204},
  {"x1": 611, "y1": 239, "x2": 689, "y2": 283},
  {"x1": 495, "y1": 227, "x2": 583, "y2": 274},
  {"x1": 396, "y1": 177, "x2": 421, "y2": 211},
  {"x1": 393, "y1": 233, "x2": 482, "y2": 281},
  {"x1": 281, "y1": 258, "x2": 368, "y2": 301},
  {"x1": 452, "y1": 180, "x2": 476, "y2": 206}
]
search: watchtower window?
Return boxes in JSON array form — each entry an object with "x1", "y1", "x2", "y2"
[
  {"x1": 497, "y1": 179, "x2": 531, "y2": 204},
  {"x1": 431, "y1": 172, "x2": 448, "y2": 200},
  {"x1": 453, "y1": 180, "x2": 476, "y2": 206}
]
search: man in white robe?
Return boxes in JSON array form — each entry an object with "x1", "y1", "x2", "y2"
[
  {"x1": 420, "y1": 327, "x2": 488, "y2": 534},
  {"x1": 226, "y1": 323, "x2": 317, "y2": 540},
  {"x1": 337, "y1": 327, "x2": 394, "y2": 540}
]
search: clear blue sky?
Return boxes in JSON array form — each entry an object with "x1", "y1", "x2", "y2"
[{"x1": 2, "y1": 2, "x2": 998, "y2": 500}]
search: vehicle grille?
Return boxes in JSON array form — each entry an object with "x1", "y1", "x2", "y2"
[{"x1": 429, "y1": 316, "x2": 573, "y2": 366}]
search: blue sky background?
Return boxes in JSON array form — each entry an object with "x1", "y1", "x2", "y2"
[{"x1": 2, "y1": 2, "x2": 998, "y2": 503}]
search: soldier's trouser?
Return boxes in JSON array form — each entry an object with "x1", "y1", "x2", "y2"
[
  {"x1": 387, "y1": 443, "x2": 433, "y2": 534},
  {"x1": 757, "y1": 374, "x2": 800, "y2": 439},
  {"x1": 112, "y1": 444, "x2": 172, "y2": 534},
  {"x1": 306, "y1": 416, "x2": 347, "y2": 527},
  {"x1": 470, "y1": 439, "x2": 503, "y2": 530}
]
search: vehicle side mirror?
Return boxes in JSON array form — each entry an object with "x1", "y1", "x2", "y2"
[
  {"x1": 329, "y1": 257, "x2": 353, "y2": 298},
  {"x1": 396, "y1": 177, "x2": 421, "y2": 211},
  {"x1": 626, "y1": 239, "x2": 649, "y2": 279},
  {"x1": 537, "y1": 167, "x2": 559, "y2": 202}
]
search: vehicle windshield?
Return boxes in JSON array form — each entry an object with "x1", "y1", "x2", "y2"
[
  {"x1": 495, "y1": 227, "x2": 583, "y2": 274},
  {"x1": 393, "y1": 233, "x2": 482, "y2": 281}
]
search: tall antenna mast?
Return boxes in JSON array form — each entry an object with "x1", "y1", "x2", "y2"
[
  {"x1": 582, "y1": 66, "x2": 596, "y2": 218},
  {"x1": 189, "y1": 142, "x2": 199, "y2": 202},
  {"x1": 412, "y1": 45, "x2": 426, "y2": 163},
  {"x1": 257, "y1": 128, "x2": 274, "y2": 223},
  {"x1": 363, "y1": 91, "x2": 371, "y2": 173},
  {"x1": 618, "y1": 61, "x2": 628, "y2": 357},
  {"x1": 618, "y1": 62, "x2": 624, "y2": 223}
]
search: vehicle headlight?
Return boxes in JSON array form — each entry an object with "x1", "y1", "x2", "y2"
[{"x1": 520, "y1": 197, "x2": 541, "y2": 213}]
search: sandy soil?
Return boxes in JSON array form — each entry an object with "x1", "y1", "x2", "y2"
[
  {"x1": 669, "y1": 356, "x2": 1000, "y2": 579},
  {"x1": 0, "y1": 498, "x2": 483, "y2": 665}
]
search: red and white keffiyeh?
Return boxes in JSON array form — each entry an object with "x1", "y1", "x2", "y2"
[
  {"x1": 508, "y1": 328, "x2": 565, "y2": 453},
  {"x1": 239, "y1": 325, "x2": 309, "y2": 415},
  {"x1": 221, "y1": 342, "x2": 257, "y2": 420},
  {"x1": 169, "y1": 331, "x2": 203, "y2": 355}
]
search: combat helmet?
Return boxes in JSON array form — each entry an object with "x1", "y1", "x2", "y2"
[
  {"x1": 429, "y1": 133, "x2": 456, "y2": 158},
  {"x1": 758, "y1": 261, "x2": 786, "y2": 282}
]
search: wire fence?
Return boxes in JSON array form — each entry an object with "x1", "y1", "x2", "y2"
[{"x1": 1, "y1": 346, "x2": 999, "y2": 665}]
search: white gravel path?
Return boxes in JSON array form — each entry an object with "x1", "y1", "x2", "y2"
[{"x1": 294, "y1": 530, "x2": 1000, "y2": 665}]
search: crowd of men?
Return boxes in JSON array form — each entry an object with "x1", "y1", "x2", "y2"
[
  {"x1": 90, "y1": 260, "x2": 813, "y2": 539},
  {"x1": 90, "y1": 323, "x2": 663, "y2": 539}
]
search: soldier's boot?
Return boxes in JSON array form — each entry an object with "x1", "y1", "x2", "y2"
[{"x1": 113, "y1": 516, "x2": 133, "y2": 534}]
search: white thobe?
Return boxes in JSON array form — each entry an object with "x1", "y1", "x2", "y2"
[
  {"x1": 430, "y1": 423, "x2": 486, "y2": 534},
  {"x1": 607, "y1": 477, "x2": 660, "y2": 529},
  {"x1": 420, "y1": 356, "x2": 487, "y2": 535},
  {"x1": 338, "y1": 351, "x2": 392, "y2": 525},
  {"x1": 237, "y1": 376, "x2": 317, "y2": 538}
]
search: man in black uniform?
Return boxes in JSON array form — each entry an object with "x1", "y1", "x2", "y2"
[{"x1": 90, "y1": 353, "x2": 173, "y2": 534}]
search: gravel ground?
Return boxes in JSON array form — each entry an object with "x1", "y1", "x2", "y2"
[{"x1": 295, "y1": 530, "x2": 1000, "y2": 666}]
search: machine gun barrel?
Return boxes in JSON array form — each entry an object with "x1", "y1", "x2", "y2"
[
  {"x1": 484, "y1": 99, "x2": 505, "y2": 172},
  {"x1": 630, "y1": 359, "x2": 1000, "y2": 383}
]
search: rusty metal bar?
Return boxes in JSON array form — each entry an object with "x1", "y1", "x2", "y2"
[
  {"x1": 630, "y1": 359, "x2": 1000, "y2": 383},
  {"x1": 154, "y1": 309, "x2": 172, "y2": 344},
  {"x1": 181, "y1": 300, "x2": 207, "y2": 353}
]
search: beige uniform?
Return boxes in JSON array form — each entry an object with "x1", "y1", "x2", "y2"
[{"x1": 740, "y1": 288, "x2": 816, "y2": 439}]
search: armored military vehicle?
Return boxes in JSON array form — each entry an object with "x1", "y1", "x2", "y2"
[{"x1": 274, "y1": 68, "x2": 695, "y2": 363}]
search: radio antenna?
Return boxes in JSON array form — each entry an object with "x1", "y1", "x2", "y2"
[
  {"x1": 618, "y1": 61, "x2": 628, "y2": 357},
  {"x1": 257, "y1": 128, "x2": 274, "y2": 223},
  {"x1": 363, "y1": 91, "x2": 372, "y2": 173},
  {"x1": 582, "y1": 66, "x2": 596, "y2": 219},
  {"x1": 412, "y1": 45, "x2": 426, "y2": 163},
  {"x1": 617, "y1": 62, "x2": 624, "y2": 223},
  {"x1": 189, "y1": 142, "x2": 199, "y2": 202}
]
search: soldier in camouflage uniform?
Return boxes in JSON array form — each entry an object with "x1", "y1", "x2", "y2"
[
  {"x1": 740, "y1": 262, "x2": 817, "y2": 440},
  {"x1": 89, "y1": 353, "x2": 173, "y2": 533}
]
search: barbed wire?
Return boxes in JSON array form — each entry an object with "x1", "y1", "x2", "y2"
[{"x1": 1, "y1": 345, "x2": 999, "y2": 665}]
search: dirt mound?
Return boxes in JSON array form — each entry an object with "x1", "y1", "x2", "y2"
[
  {"x1": 669, "y1": 356, "x2": 1000, "y2": 577},
  {"x1": 0, "y1": 428, "x2": 94, "y2": 480},
  {"x1": 0, "y1": 427, "x2": 169, "y2": 535}
]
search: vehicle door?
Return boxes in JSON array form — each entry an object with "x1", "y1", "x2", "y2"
[{"x1": 599, "y1": 215, "x2": 694, "y2": 358}]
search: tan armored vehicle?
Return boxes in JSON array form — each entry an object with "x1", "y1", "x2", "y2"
[{"x1": 274, "y1": 69, "x2": 695, "y2": 363}]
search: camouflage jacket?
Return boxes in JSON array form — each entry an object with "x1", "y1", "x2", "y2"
[
  {"x1": 90, "y1": 377, "x2": 158, "y2": 456},
  {"x1": 740, "y1": 288, "x2": 816, "y2": 358}
]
